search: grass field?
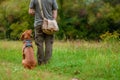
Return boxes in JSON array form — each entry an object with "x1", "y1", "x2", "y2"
[{"x1": 0, "y1": 40, "x2": 120, "y2": 80}]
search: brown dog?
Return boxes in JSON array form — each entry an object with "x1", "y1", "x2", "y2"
[{"x1": 21, "y1": 30, "x2": 36, "y2": 69}]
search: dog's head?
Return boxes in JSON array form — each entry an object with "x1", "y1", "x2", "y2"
[{"x1": 21, "y1": 30, "x2": 32, "y2": 40}]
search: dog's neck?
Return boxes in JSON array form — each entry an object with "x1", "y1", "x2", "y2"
[
  {"x1": 23, "y1": 39, "x2": 33, "y2": 53},
  {"x1": 23, "y1": 40, "x2": 32, "y2": 47},
  {"x1": 23, "y1": 39, "x2": 32, "y2": 43}
]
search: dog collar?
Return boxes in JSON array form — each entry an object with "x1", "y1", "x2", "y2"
[
  {"x1": 24, "y1": 40, "x2": 32, "y2": 47},
  {"x1": 23, "y1": 40, "x2": 33, "y2": 53}
]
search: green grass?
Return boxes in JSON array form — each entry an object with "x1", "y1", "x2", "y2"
[{"x1": 0, "y1": 40, "x2": 120, "y2": 80}]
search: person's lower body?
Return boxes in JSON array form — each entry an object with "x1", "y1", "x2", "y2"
[{"x1": 34, "y1": 25, "x2": 54, "y2": 65}]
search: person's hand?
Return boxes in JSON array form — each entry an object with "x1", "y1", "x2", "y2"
[
  {"x1": 52, "y1": 10, "x2": 57, "y2": 20},
  {"x1": 29, "y1": 8, "x2": 35, "y2": 16}
]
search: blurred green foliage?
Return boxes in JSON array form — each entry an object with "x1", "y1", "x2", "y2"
[{"x1": 0, "y1": 0, "x2": 120, "y2": 40}]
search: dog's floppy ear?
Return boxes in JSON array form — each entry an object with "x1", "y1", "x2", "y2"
[{"x1": 20, "y1": 33, "x2": 24, "y2": 40}]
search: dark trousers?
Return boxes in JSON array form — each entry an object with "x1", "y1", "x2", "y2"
[{"x1": 34, "y1": 25, "x2": 54, "y2": 64}]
